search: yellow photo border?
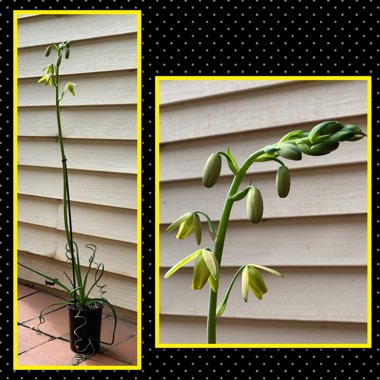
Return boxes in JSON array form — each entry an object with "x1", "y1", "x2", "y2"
[
  {"x1": 155, "y1": 75, "x2": 372, "y2": 349},
  {"x1": 13, "y1": 10, "x2": 142, "y2": 370}
]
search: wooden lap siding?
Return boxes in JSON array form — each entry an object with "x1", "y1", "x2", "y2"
[
  {"x1": 159, "y1": 79, "x2": 368, "y2": 344},
  {"x1": 17, "y1": 14, "x2": 137, "y2": 319}
]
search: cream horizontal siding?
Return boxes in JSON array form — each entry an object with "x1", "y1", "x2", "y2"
[
  {"x1": 159, "y1": 79, "x2": 297, "y2": 105},
  {"x1": 18, "y1": 138, "x2": 136, "y2": 174},
  {"x1": 18, "y1": 167, "x2": 136, "y2": 209},
  {"x1": 160, "y1": 267, "x2": 366, "y2": 323},
  {"x1": 161, "y1": 164, "x2": 366, "y2": 222},
  {"x1": 18, "y1": 106, "x2": 136, "y2": 140},
  {"x1": 18, "y1": 34, "x2": 137, "y2": 77},
  {"x1": 160, "y1": 115, "x2": 367, "y2": 182},
  {"x1": 159, "y1": 79, "x2": 368, "y2": 343},
  {"x1": 160, "y1": 316, "x2": 367, "y2": 344},
  {"x1": 18, "y1": 224, "x2": 137, "y2": 279},
  {"x1": 160, "y1": 214, "x2": 367, "y2": 267},
  {"x1": 18, "y1": 72, "x2": 137, "y2": 106},
  {"x1": 160, "y1": 80, "x2": 367, "y2": 143},
  {"x1": 17, "y1": 14, "x2": 137, "y2": 47},
  {"x1": 17, "y1": 13, "x2": 138, "y2": 317}
]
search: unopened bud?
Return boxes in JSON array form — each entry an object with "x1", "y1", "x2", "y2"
[
  {"x1": 56, "y1": 54, "x2": 62, "y2": 67},
  {"x1": 347, "y1": 133, "x2": 366, "y2": 141},
  {"x1": 310, "y1": 141, "x2": 339, "y2": 156},
  {"x1": 276, "y1": 165, "x2": 291, "y2": 198},
  {"x1": 45, "y1": 45, "x2": 52, "y2": 57},
  {"x1": 309, "y1": 121, "x2": 344, "y2": 143},
  {"x1": 328, "y1": 125, "x2": 357, "y2": 142},
  {"x1": 202, "y1": 153, "x2": 222, "y2": 188},
  {"x1": 65, "y1": 48, "x2": 70, "y2": 59},
  {"x1": 216, "y1": 301, "x2": 226, "y2": 317},
  {"x1": 297, "y1": 140, "x2": 339, "y2": 156},
  {"x1": 345, "y1": 125, "x2": 366, "y2": 141},
  {"x1": 277, "y1": 143, "x2": 302, "y2": 161},
  {"x1": 246, "y1": 186, "x2": 264, "y2": 224},
  {"x1": 296, "y1": 141, "x2": 313, "y2": 155}
]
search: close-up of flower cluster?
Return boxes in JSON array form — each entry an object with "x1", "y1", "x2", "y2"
[{"x1": 163, "y1": 120, "x2": 366, "y2": 344}]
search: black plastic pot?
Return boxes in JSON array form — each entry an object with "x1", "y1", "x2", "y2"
[{"x1": 67, "y1": 302, "x2": 103, "y2": 354}]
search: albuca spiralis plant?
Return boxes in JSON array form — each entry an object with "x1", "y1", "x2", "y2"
[
  {"x1": 18, "y1": 41, "x2": 117, "y2": 361},
  {"x1": 164, "y1": 121, "x2": 366, "y2": 343}
]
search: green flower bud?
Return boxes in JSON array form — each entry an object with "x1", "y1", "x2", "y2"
[
  {"x1": 45, "y1": 45, "x2": 52, "y2": 57},
  {"x1": 309, "y1": 121, "x2": 344, "y2": 143},
  {"x1": 310, "y1": 141, "x2": 339, "y2": 156},
  {"x1": 344, "y1": 124, "x2": 366, "y2": 141},
  {"x1": 297, "y1": 140, "x2": 339, "y2": 156},
  {"x1": 56, "y1": 54, "x2": 62, "y2": 67},
  {"x1": 216, "y1": 300, "x2": 227, "y2": 317},
  {"x1": 276, "y1": 165, "x2": 291, "y2": 198},
  {"x1": 263, "y1": 144, "x2": 280, "y2": 155},
  {"x1": 296, "y1": 141, "x2": 313, "y2": 155},
  {"x1": 246, "y1": 186, "x2": 264, "y2": 224},
  {"x1": 277, "y1": 142, "x2": 302, "y2": 161},
  {"x1": 65, "y1": 48, "x2": 70, "y2": 59},
  {"x1": 202, "y1": 152, "x2": 222, "y2": 188},
  {"x1": 347, "y1": 133, "x2": 366, "y2": 141},
  {"x1": 327, "y1": 125, "x2": 358, "y2": 142}
]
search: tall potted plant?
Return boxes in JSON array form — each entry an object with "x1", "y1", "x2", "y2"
[
  {"x1": 18, "y1": 41, "x2": 117, "y2": 361},
  {"x1": 164, "y1": 121, "x2": 366, "y2": 343}
]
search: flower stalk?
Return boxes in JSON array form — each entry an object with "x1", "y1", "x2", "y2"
[{"x1": 19, "y1": 42, "x2": 118, "y2": 347}]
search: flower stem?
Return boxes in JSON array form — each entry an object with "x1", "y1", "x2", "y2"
[
  {"x1": 206, "y1": 149, "x2": 265, "y2": 343},
  {"x1": 55, "y1": 63, "x2": 84, "y2": 305}
]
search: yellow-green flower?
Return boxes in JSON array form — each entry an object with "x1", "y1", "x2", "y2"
[
  {"x1": 216, "y1": 264, "x2": 283, "y2": 317},
  {"x1": 164, "y1": 248, "x2": 219, "y2": 291}
]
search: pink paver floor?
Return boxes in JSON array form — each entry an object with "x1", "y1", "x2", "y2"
[{"x1": 17, "y1": 283, "x2": 137, "y2": 367}]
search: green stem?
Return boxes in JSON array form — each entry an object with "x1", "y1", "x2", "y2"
[
  {"x1": 206, "y1": 149, "x2": 266, "y2": 343},
  {"x1": 55, "y1": 62, "x2": 84, "y2": 305}
]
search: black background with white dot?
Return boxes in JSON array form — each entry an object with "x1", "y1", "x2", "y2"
[{"x1": 0, "y1": 0, "x2": 378, "y2": 378}]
